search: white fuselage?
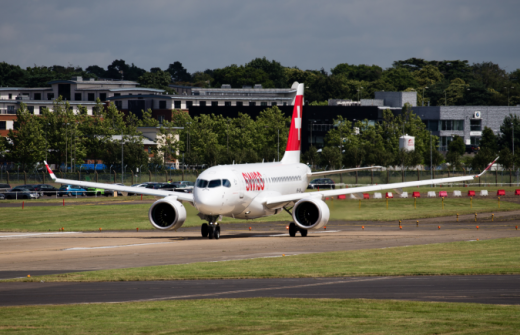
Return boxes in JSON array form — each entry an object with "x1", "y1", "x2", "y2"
[{"x1": 193, "y1": 162, "x2": 311, "y2": 219}]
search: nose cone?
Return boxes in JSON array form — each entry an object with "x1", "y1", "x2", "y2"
[{"x1": 194, "y1": 188, "x2": 224, "y2": 214}]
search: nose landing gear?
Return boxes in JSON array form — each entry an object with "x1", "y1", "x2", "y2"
[{"x1": 200, "y1": 215, "x2": 221, "y2": 240}]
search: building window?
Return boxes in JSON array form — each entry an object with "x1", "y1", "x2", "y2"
[
  {"x1": 439, "y1": 136, "x2": 455, "y2": 151},
  {"x1": 236, "y1": 101, "x2": 243, "y2": 107},
  {"x1": 261, "y1": 102, "x2": 267, "y2": 106},
  {"x1": 470, "y1": 137, "x2": 481, "y2": 146},
  {"x1": 158, "y1": 115, "x2": 165, "y2": 124},
  {"x1": 159, "y1": 101, "x2": 167, "y2": 109},
  {"x1": 39, "y1": 106, "x2": 45, "y2": 114},
  {"x1": 271, "y1": 102, "x2": 277, "y2": 106},
  {"x1": 186, "y1": 101, "x2": 193, "y2": 108},
  {"x1": 249, "y1": 101, "x2": 256, "y2": 106},
  {"x1": 0, "y1": 121, "x2": 5, "y2": 130},
  {"x1": 115, "y1": 101, "x2": 122, "y2": 110},
  {"x1": 225, "y1": 101, "x2": 231, "y2": 107},
  {"x1": 7, "y1": 106, "x2": 15, "y2": 114},
  {"x1": 88, "y1": 93, "x2": 95, "y2": 101},
  {"x1": 47, "y1": 93, "x2": 54, "y2": 100},
  {"x1": 99, "y1": 93, "x2": 107, "y2": 101},
  {"x1": 26, "y1": 106, "x2": 34, "y2": 114},
  {"x1": 283, "y1": 102, "x2": 287, "y2": 106},
  {"x1": 34, "y1": 93, "x2": 41, "y2": 100},
  {"x1": 174, "y1": 101, "x2": 181, "y2": 109},
  {"x1": 8, "y1": 94, "x2": 12, "y2": 100},
  {"x1": 200, "y1": 101, "x2": 206, "y2": 107},
  {"x1": 75, "y1": 93, "x2": 82, "y2": 101},
  {"x1": 114, "y1": 93, "x2": 121, "y2": 97},
  {"x1": 147, "y1": 147, "x2": 152, "y2": 154},
  {"x1": 470, "y1": 119, "x2": 482, "y2": 131},
  {"x1": 212, "y1": 101, "x2": 218, "y2": 107}
]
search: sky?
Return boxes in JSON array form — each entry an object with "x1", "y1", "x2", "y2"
[{"x1": 1, "y1": 0, "x2": 519, "y2": 75}]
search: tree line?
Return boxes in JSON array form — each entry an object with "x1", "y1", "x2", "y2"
[{"x1": 1, "y1": 57, "x2": 518, "y2": 106}]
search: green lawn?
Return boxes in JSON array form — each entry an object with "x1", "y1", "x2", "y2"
[
  {"x1": 15, "y1": 237, "x2": 520, "y2": 282},
  {"x1": 1, "y1": 196, "x2": 519, "y2": 232},
  {"x1": 0, "y1": 298, "x2": 519, "y2": 334}
]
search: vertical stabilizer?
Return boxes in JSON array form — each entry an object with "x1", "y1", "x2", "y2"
[{"x1": 281, "y1": 83, "x2": 304, "y2": 164}]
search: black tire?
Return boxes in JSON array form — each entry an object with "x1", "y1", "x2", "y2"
[
  {"x1": 96, "y1": 192, "x2": 101, "y2": 197},
  {"x1": 208, "y1": 225, "x2": 214, "y2": 239},
  {"x1": 289, "y1": 222, "x2": 297, "y2": 237},
  {"x1": 300, "y1": 228, "x2": 308, "y2": 237},
  {"x1": 214, "y1": 225, "x2": 220, "y2": 240},
  {"x1": 82, "y1": 192, "x2": 86, "y2": 196},
  {"x1": 201, "y1": 223, "x2": 209, "y2": 238},
  {"x1": 67, "y1": 192, "x2": 72, "y2": 197}
]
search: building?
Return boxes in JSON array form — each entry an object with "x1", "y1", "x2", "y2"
[
  {"x1": 0, "y1": 77, "x2": 165, "y2": 136},
  {"x1": 107, "y1": 84, "x2": 297, "y2": 122}
]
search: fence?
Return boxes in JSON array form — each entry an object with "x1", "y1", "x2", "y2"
[{"x1": 1, "y1": 168, "x2": 519, "y2": 187}]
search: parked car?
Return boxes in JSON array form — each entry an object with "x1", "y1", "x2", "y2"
[
  {"x1": 0, "y1": 183, "x2": 11, "y2": 193},
  {"x1": 173, "y1": 181, "x2": 195, "y2": 193},
  {"x1": 105, "y1": 183, "x2": 125, "y2": 196},
  {"x1": 307, "y1": 178, "x2": 336, "y2": 190},
  {"x1": 86, "y1": 187, "x2": 105, "y2": 196},
  {"x1": 4, "y1": 185, "x2": 39, "y2": 199},
  {"x1": 31, "y1": 184, "x2": 59, "y2": 197},
  {"x1": 0, "y1": 193, "x2": 5, "y2": 200},
  {"x1": 58, "y1": 185, "x2": 87, "y2": 197},
  {"x1": 465, "y1": 144, "x2": 479, "y2": 154},
  {"x1": 127, "y1": 183, "x2": 151, "y2": 196}
]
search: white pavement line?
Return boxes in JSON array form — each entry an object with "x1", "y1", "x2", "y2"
[
  {"x1": 122, "y1": 276, "x2": 394, "y2": 303},
  {"x1": 0, "y1": 232, "x2": 80, "y2": 238},
  {"x1": 63, "y1": 242, "x2": 176, "y2": 251}
]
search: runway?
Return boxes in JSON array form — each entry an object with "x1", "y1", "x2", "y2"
[{"x1": 1, "y1": 275, "x2": 519, "y2": 306}]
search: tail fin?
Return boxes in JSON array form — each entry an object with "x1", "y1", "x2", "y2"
[{"x1": 281, "y1": 82, "x2": 304, "y2": 164}]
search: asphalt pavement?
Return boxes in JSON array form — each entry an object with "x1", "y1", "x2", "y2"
[{"x1": 1, "y1": 275, "x2": 519, "y2": 306}]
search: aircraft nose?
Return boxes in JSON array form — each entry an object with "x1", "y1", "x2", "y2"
[{"x1": 194, "y1": 189, "x2": 224, "y2": 214}]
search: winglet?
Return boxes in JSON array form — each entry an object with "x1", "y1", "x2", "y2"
[
  {"x1": 44, "y1": 161, "x2": 57, "y2": 181},
  {"x1": 476, "y1": 157, "x2": 499, "y2": 178}
]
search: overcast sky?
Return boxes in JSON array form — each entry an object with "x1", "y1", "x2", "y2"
[{"x1": 1, "y1": 0, "x2": 519, "y2": 75}]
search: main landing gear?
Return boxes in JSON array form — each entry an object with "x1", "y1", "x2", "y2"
[
  {"x1": 288, "y1": 222, "x2": 308, "y2": 237},
  {"x1": 201, "y1": 222, "x2": 220, "y2": 240}
]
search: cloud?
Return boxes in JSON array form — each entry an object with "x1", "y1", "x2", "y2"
[{"x1": 1, "y1": 0, "x2": 519, "y2": 76}]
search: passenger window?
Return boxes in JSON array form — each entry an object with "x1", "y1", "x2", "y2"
[
  {"x1": 223, "y1": 179, "x2": 231, "y2": 188},
  {"x1": 208, "y1": 179, "x2": 222, "y2": 188},
  {"x1": 196, "y1": 179, "x2": 208, "y2": 188}
]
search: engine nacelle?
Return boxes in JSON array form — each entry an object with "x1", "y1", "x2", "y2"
[
  {"x1": 292, "y1": 198, "x2": 330, "y2": 230},
  {"x1": 148, "y1": 197, "x2": 187, "y2": 231}
]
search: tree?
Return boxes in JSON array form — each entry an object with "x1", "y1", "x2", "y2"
[
  {"x1": 302, "y1": 146, "x2": 319, "y2": 168},
  {"x1": 166, "y1": 61, "x2": 192, "y2": 83},
  {"x1": 413, "y1": 65, "x2": 444, "y2": 87},
  {"x1": 138, "y1": 71, "x2": 175, "y2": 94},
  {"x1": 381, "y1": 67, "x2": 418, "y2": 91},
  {"x1": 320, "y1": 146, "x2": 341, "y2": 170},
  {"x1": 330, "y1": 63, "x2": 383, "y2": 82},
  {"x1": 498, "y1": 148, "x2": 514, "y2": 170},
  {"x1": 446, "y1": 136, "x2": 465, "y2": 169},
  {"x1": 106, "y1": 60, "x2": 146, "y2": 81},
  {"x1": 211, "y1": 64, "x2": 273, "y2": 88},
  {"x1": 498, "y1": 114, "x2": 520, "y2": 152},
  {"x1": 6, "y1": 103, "x2": 46, "y2": 170},
  {"x1": 246, "y1": 57, "x2": 286, "y2": 87},
  {"x1": 0, "y1": 62, "x2": 26, "y2": 87},
  {"x1": 86, "y1": 65, "x2": 107, "y2": 78},
  {"x1": 480, "y1": 127, "x2": 499, "y2": 154}
]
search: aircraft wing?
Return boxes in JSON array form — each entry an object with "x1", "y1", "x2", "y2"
[
  {"x1": 309, "y1": 166, "x2": 383, "y2": 177},
  {"x1": 44, "y1": 161, "x2": 194, "y2": 203},
  {"x1": 266, "y1": 158, "x2": 498, "y2": 209}
]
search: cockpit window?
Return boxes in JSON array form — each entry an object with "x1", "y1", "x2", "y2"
[
  {"x1": 223, "y1": 179, "x2": 231, "y2": 188},
  {"x1": 196, "y1": 179, "x2": 208, "y2": 188},
  {"x1": 208, "y1": 179, "x2": 222, "y2": 188}
]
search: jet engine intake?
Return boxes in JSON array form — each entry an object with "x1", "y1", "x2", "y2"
[
  {"x1": 148, "y1": 197, "x2": 187, "y2": 230},
  {"x1": 292, "y1": 198, "x2": 330, "y2": 230}
]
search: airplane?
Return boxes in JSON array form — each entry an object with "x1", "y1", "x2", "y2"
[{"x1": 43, "y1": 82, "x2": 498, "y2": 240}]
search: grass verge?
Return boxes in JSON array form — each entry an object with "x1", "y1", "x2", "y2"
[
  {"x1": 1, "y1": 197, "x2": 518, "y2": 232},
  {"x1": 15, "y1": 237, "x2": 520, "y2": 282},
  {"x1": 1, "y1": 298, "x2": 519, "y2": 334}
]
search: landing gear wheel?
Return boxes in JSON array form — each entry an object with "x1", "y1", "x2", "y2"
[
  {"x1": 214, "y1": 225, "x2": 220, "y2": 240},
  {"x1": 289, "y1": 222, "x2": 297, "y2": 237},
  {"x1": 208, "y1": 225, "x2": 215, "y2": 239},
  {"x1": 201, "y1": 223, "x2": 209, "y2": 238},
  {"x1": 300, "y1": 228, "x2": 308, "y2": 237}
]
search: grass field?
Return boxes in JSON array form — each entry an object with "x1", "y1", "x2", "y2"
[
  {"x1": 15, "y1": 237, "x2": 520, "y2": 282},
  {"x1": 1, "y1": 196, "x2": 519, "y2": 232},
  {"x1": 1, "y1": 298, "x2": 519, "y2": 334}
]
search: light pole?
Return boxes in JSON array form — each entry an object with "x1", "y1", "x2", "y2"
[
  {"x1": 505, "y1": 87, "x2": 515, "y2": 106},
  {"x1": 357, "y1": 87, "x2": 363, "y2": 101},
  {"x1": 512, "y1": 121, "x2": 515, "y2": 171},
  {"x1": 64, "y1": 123, "x2": 69, "y2": 172},
  {"x1": 121, "y1": 132, "x2": 124, "y2": 184},
  {"x1": 310, "y1": 120, "x2": 316, "y2": 148},
  {"x1": 430, "y1": 131, "x2": 433, "y2": 182},
  {"x1": 422, "y1": 87, "x2": 428, "y2": 106}
]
